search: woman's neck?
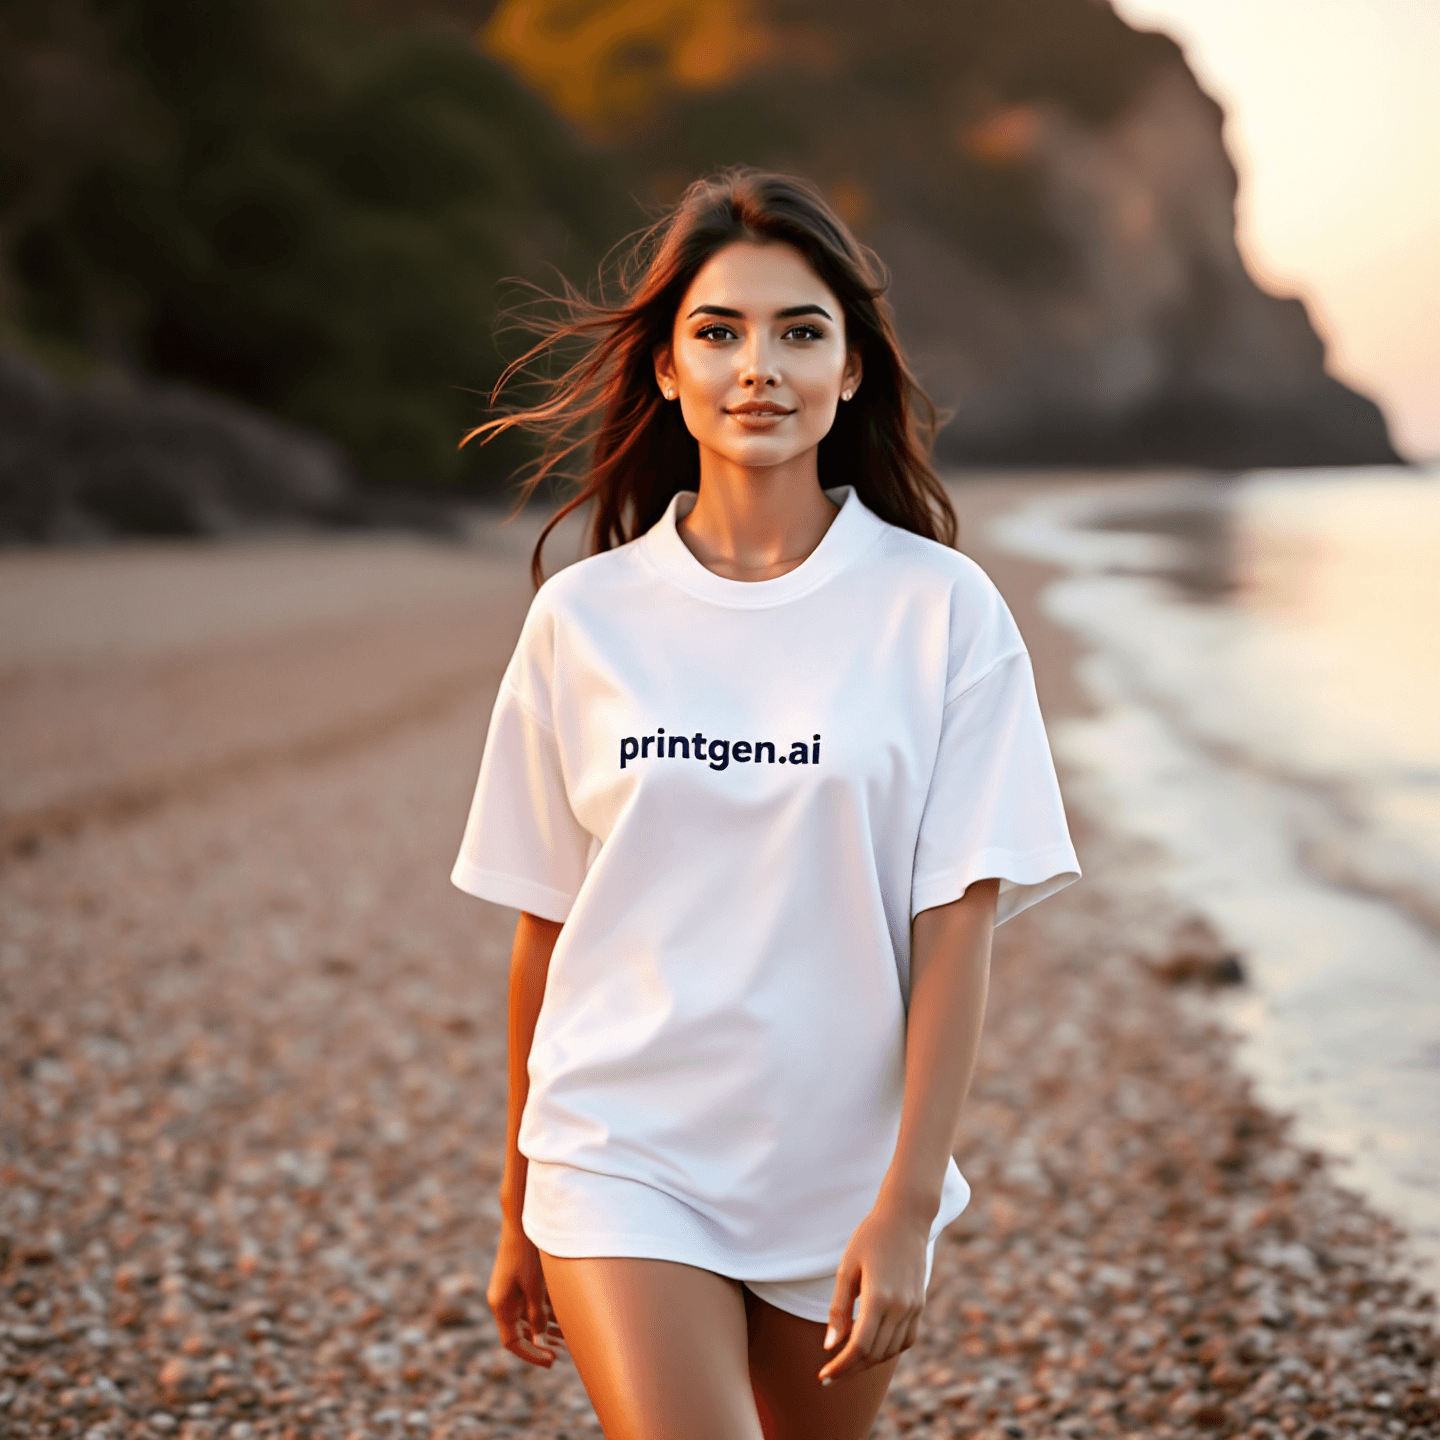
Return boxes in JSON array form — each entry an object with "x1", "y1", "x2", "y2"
[{"x1": 676, "y1": 450, "x2": 840, "y2": 582}]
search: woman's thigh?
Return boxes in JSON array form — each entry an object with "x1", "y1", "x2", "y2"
[
  {"x1": 539, "y1": 1252, "x2": 763, "y2": 1440},
  {"x1": 743, "y1": 1288, "x2": 898, "y2": 1440}
]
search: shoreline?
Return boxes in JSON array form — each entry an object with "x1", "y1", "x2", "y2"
[
  {"x1": 1, "y1": 478, "x2": 1436, "y2": 1439},
  {"x1": 978, "y1": 471, "x2": 1440, "y2": 1289}
]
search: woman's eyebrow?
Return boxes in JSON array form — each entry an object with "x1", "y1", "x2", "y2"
[{"x1": 684, "y1": 303, "x2": 835, "y2": 320}]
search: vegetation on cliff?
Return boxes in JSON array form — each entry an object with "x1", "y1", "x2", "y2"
[{"x1": 0, "y1": 0, "x2": 622, "y2": 495}]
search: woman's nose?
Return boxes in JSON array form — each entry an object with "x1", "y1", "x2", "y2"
[{"x1": 738, "y1": 337, "x2": 781, "y2": 388}]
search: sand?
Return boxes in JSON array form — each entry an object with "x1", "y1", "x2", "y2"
[{"x1": 1, "y1": 480, "x2": 1436, "y2": 1440}]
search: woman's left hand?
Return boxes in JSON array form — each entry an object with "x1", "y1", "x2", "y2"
[{"x1": 817, "y1": 1199, "x2": 930, "y2": 1384}]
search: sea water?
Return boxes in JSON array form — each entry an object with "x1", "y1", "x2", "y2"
[{"x1": 992, "y1": 466, "x2": 1440, "y2": 1284}]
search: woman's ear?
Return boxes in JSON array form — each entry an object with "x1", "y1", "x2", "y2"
[
  {"x1": 653, "y1": 343, "x2": 678, "y2": 402},
  {"x1": 841, "y1": 347, "x2": 863, "y2": 402}
]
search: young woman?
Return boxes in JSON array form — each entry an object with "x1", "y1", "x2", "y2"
[{"x1": 451, "y1": 169, "x2": 1079, "y2": 1440}]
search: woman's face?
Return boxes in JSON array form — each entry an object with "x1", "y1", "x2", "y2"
[{"x1": 655, "y1": 241, "x2": 862, "y2": 473}]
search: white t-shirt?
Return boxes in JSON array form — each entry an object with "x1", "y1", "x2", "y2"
[{"x1": 451, "y1": 485, "x2": 1079, "y2": 1280}]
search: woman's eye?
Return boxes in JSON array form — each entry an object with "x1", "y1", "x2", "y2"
[
  {"x1": 695, "y1": 324, "x2": 736, "y2": 342},
  {"x1": 784, "y1": 324, "x2": 825, "y2": 341}
]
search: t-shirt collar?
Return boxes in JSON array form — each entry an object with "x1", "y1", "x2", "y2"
[{"x1": 641, "y1": 484, "x2": 886, "y2": 608}]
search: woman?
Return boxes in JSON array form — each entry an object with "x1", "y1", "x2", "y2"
[{"x1": 451, "y1": 168, "x2": 1079, "y2": 1439}]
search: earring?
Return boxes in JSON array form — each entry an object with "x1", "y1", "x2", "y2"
[{"x1": 841, "y1": 389, "x2": 853, "y2": 401}]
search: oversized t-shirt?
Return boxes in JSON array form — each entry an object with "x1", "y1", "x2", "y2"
[{"x1": 451, "y1": 485, "x2": 1079, "y2": 1280}]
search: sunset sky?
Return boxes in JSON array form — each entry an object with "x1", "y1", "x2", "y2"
[{"x1": 1111, "y1": 0, "x2": 1440, "y2": 461}]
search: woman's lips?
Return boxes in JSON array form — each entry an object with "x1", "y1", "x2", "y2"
[{"x1": 726, "y1": 403, "x2": 794, "y2": 420}]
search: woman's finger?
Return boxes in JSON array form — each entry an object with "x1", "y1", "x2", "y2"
[
  {"x1": 525, "y1": 1286, "x2": 549, "y2": 1346},
  {"x1": 822, "y1": 1263, "x2": 860, "y2": 1356},
  {"x1": 522, "y1": 1316, "x2": 557, "y2": 1361},
  {"x1": 875, "y1": 1307, "x2": 916, "y2": 1363},
  {"x1": 819, "y1": 1292, "x2": 881, "y2": 1384},
  {"x1": 491, "y1": 1286, "x2": 554, "y2": 1368},
  {"x1": 510, "y1": 1315, "x2": 556, "y2": 1367},
  {"x1": 520, "y1": 1250, "x2": 558, "y2": 1358},
  {"x1": 507, "y1": 1335, "x2": 556, "y2": 1366},
  {"x1": 865, "y1": 1304, "x2": 905, "y2": 1367},
  {"x1": 527, "y1": 1272, "x2": 567, "y2": 1350},
  {"x1": 536, "y1": 1291, "x2": 565, "y2": 1342}
]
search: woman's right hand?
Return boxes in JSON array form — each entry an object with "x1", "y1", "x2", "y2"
[{"x1": 487, "y1": 1217, "x2": 562, "y2": 1367}]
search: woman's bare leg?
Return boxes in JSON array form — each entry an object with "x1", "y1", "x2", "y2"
[
  {"x1": 743, "y1": 1288, "x2": 898, "y2": 1440},
  {"x1": 539, "y1": 1253, "x2": 764, "y2": 1440}
]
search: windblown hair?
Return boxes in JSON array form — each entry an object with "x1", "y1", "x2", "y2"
[{"x1": 463, "y1": 167, "x2": 957, "y2": 588}]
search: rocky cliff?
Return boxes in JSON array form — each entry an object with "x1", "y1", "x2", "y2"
[
  {"x1": 0, "y1": 349, "x2": 356, "y2": 542},
  {"x1": 485, "y1": 0, "x2": 1399, "y2": 467}
]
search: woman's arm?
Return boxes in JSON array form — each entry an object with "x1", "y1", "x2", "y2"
[
  {"x1": 819, "y1": 876, "x2": 999, "y2": 1383},
  {"x1": 500, "y1": 911, "x2": 563, "y2": 1224},
  {"x1": 881, "y1": 875, "x2": 999, "y2": 1220},
  {"x1": 487, "y1": 910, "x2": 564, "y2": 1366}
]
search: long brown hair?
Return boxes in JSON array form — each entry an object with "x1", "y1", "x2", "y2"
[{"x1": 463, "y1": 167, "x2": 957, "y2": 588}]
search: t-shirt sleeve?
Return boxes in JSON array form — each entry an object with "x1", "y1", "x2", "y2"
[
  {"x1": 910, "y1": 637, "x2": 1080, "y2": 927},
  {"x1": 449, "y1": 601, "x2": 593, "y2": 923}
]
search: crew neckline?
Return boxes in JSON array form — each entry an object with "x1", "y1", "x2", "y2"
[{"x1": 641, "y1": 485, "x2": 886, "y2": 609}]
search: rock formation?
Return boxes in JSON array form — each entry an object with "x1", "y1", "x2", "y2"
[
  {"x1": 484, "y1": 0, "x2": 1400, "y2": 467},
  {"x1": 0, "y1": 349, "x2": 356, "y2": 542},
  {"x1": 877, "y1": 65, "x2": 1396, "y2": 466}
]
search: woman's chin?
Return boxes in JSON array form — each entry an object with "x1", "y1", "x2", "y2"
[{"x1": 704, "y1": 435, "x2": 818, "y2": 471}]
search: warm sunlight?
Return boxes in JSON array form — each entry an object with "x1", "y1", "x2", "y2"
[{"x1": 1112, "y1": 0, "x2": 1440, "y2": 458}]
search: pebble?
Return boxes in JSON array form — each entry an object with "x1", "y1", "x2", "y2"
[{"x1": 2, "y1": 531, "x2": 1436, "y2": 1439}]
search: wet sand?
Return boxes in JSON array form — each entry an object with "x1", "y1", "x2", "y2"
[{"x1": 1, "y1": 480, "x2": 1436, "y2": 1440}]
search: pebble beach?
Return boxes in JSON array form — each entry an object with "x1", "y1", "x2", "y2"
[{"x1": 2, "y1": 478, "x2": 1436, "y2": 1440}]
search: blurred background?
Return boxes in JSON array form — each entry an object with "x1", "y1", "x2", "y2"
[
  {"x1": 1, "y1": 0, "x2": 1435, "y2": 541},
  {"x1": 2, "y1": 4, "x2": 1438, "y2": 1437}
]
